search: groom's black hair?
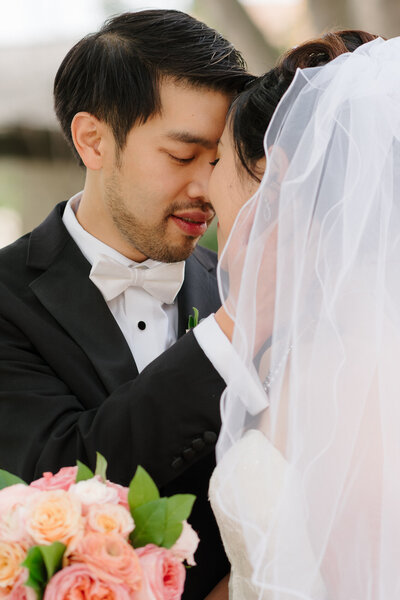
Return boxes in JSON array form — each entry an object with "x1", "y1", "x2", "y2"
[{"x1": 54, "y1": 9, "x2": 251, "y2": 162}]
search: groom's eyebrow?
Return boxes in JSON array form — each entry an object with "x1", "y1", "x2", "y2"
[{"x1": 164, "y1": 130, "x2": 217, "y2": 149}]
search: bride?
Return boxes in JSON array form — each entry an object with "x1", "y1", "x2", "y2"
[{"x1": 198, "y1": 30, "x2": 400, "y2": 600}]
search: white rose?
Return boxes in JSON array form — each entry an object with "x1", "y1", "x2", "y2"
[
  {"x1": 171, "y1": 520, "x2": 200, "y2": 566},
  {"x1": 0, "y1": 485, "x2": 39, "y2": 545},
  {"x1": 70, "y1": 478, "x2": 119, "y2": 507},
  {"x1": 0, "y1": 505, "x2": 28, "y2": 544}
]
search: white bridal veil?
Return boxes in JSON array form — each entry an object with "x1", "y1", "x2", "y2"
[{"x1": 216, "y1": 36, "x2": 400, "y2": 599}]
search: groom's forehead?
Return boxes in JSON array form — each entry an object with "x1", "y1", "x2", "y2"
[{"x1": 153, "y1": 78, "x2": 231, "y2": 135}]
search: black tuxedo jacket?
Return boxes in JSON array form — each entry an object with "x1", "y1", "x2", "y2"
[{"x1": 0, "y1": 202, "x2": 228, "y2": 598}]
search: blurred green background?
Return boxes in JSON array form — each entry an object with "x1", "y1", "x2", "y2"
[{"x1": 0, "y1": 0, "x2": 398, "y2": 250}]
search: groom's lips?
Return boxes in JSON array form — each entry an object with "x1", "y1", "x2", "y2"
[{"x1": 170, "y1": 210, "x2": 214, "y2": 237}]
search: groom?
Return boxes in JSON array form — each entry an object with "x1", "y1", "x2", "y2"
[{"x1": 0, "y1": 10, "x2": 251, "y2": 599}]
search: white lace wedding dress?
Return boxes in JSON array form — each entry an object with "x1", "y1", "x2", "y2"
[{"x1": 209, "y1": 429, "x2": 327, "y2": 600}]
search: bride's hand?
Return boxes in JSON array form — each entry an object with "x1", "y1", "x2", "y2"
[{"x1": 204, "y1": 574, "x2": 229, "y2": 600}]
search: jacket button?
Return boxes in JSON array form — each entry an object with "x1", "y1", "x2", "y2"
[
  {"x1": 183, "y1": 448, "x2": 196, "y2": 461},
  {"x1": 203, "y1": 431, "x2": 217, "y2": 445},
  {"x1": 171, "y1": 457, "x2": 184, "y2": 470},
  {"x1": 192, "y1": 437, "x2": 205, "y2": 452}
]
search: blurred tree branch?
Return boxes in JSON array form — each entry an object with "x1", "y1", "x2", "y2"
[
  {"x1": 307, "y1": 0, "x2": 351, "y2": 32},
  {"x1": 349, "y1": 0, "x2": 400, "y2": 38},
  {"x1": 307, "y1": 0, "x2": 400, "y2": 38},
  {"x1": 193, "y1": 0, "x2": 279, "y2": 75}
]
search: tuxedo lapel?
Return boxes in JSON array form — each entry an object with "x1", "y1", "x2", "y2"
[
  {"x1": 26, "y1": 203, "x2": 220, "y2": 389},
  {"x1": 177, "y1": 247, "x2": 221, "y2": 337},
  {"x1": 27, "y1": 203, "x2": 138, "y2": 393}
]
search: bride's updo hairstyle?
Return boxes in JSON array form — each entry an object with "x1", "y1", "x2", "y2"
[{"x1": 232, "y1": 30, "x2": 380, "y2": 181}]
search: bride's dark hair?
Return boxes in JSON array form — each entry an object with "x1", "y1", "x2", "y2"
[{"x1": 231, "y1": 30, "x2": 381, "y2": 181}]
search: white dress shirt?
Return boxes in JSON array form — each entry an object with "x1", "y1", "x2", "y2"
[
  {"x1": 194, "y1": 315, "x2": 269, "y2": 414},
  {"x1": 62, "y1": 192, "x2": 183, "y2": 373}
]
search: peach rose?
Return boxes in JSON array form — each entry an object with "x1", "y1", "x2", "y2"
[
  {"x1": 70, "y1": 532, "x2": 142, "y2": 592},
  {"x1": 0, "y1": 485, "x2": 39, "y2": 545},
  {"x1": 86, "y1": 503, "x2": 134, "y2": 537},
  {"x1": 43, "y1": 563, "x2": 134, "y2": 600},
  {"x1": 0, "y1": 542, "x2": 26, "y2": 589},
  {"x1": 30, "y1": 467, "x2": 78, "y2": 492},
  {"x1": 25, "y1": 490, "x2": 83, "y2": 546},
  {"x1": 171, "y1": 521, "x2": 199, "y2": 566},
  {"x1": 0, "y1": 569, "x2": 36, "y2": 600},
  {"x1": 135, "y1": 544, "x2": 185, "y2": 600}
]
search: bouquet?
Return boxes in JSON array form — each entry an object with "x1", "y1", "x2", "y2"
[{"x1": 0, "y1": 454, "x2": 199, "y2": 599}]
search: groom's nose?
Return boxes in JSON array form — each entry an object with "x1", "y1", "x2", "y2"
[{"x1": 186, "y1": 161, "x2": 215, "y2": 202}]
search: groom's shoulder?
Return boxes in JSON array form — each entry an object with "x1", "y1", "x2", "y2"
[
  {"x1": 0, "y1": 201, "x2": 67, "y2": 281},
  {"x1": 190, "y1": 244, "x2": 218, "y2": 272},
  {"x1": 0, "y1": 231, "x2": 37, "y2": 301},
  {"x1": 0, "y1": 232, "x2": 31, "y2": 272}
]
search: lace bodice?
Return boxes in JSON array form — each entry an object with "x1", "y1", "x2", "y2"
[{"x1": 209, "y1": 430, "x2": 326, "y2": 600}]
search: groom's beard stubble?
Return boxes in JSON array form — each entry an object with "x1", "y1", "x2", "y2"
[{"x1": 105, "y1": 179, "x2": 205, "y2": 263}]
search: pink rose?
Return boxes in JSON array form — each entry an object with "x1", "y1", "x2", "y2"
[
  {"x1": 171, "y1": 521, "x2": 199, "y2": 566},
  {"x1": 105, "y1": 481, "x2": 129, "y2": 511},
  {"x1": 135, "y1": 545, "x2": 186, "y2": 600},
  {"x1": 30, "y1": 467, "x2": 77, "y2": 492},
  {"x1": 69, "y1": 532, "x2": 142, "y2": 592},
  {"x1": 43, "y1": 563, "x2": 134, "y2": 600}
]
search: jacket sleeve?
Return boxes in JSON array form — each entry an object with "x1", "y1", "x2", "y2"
[{"x1": 0, "y1": 313, "x2": 225, "y2": 486}]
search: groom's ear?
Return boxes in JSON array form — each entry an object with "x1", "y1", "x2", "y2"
[{"x1": 71, "y1": 112, "x2": 109, "y2": 170}]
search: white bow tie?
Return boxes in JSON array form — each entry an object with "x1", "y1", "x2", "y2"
[{"x1": 89, "y1": 254, "x2": 185, "y2": 305}]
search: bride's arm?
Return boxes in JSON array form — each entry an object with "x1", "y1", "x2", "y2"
[{"x1": 204, "y1": 575, "x2": 229, "y2": 600}]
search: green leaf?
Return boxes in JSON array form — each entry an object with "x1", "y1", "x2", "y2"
[
  {"x1": 130, "y1": 494, "x2": 196, "y2": 549},
  {"x1": 24, "y1": 573, "x2": 43, "y2": 599},
  {"x1": 22, "y1": 547, "x2": 47, "y2": 599},
  {"x1": 40, "y1": 541, "x2": 66, "y2": 580},
  {"x1": 94, "y1": 452, "x2": 108, "y2": 482},
  {"x1": 22, "y1": 542, "x2": 66, "y2": 599},
  {"x1": 163, "y1": 521, "x2": 183, "y2": 549},
  {"x1": 0, "y1": 469, "x2": 26, "y2": 490},
  {"x1": 130, "y1": 498, "x2": 167, "y2": 547},
  {"x1": 75, "y1": 460, "x2": 94, "y2": 482},
  {"x1": 167, "y1": 494, "x2": 196, "y2": 523},
  {"x1": 128, "y1": 466, "x2": 160, "y2": 513},
  {"x1": 162, "y1": 494, "x2": 196, "y2": 548}
]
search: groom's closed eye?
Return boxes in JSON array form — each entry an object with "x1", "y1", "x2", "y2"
[{"x1": 168, "y1": 154, "x2": 195, "y2": 164}]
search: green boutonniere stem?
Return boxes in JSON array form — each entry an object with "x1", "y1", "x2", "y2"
[{"x1": 187, "y1": 307, "x2": 199, "y2": 330}]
